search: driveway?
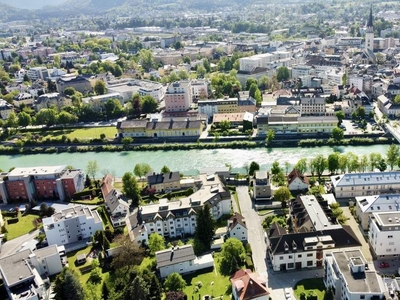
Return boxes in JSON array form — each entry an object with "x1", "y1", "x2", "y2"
[{"x1": 0, "y1": 229, "x2": 40, "y2": 258}]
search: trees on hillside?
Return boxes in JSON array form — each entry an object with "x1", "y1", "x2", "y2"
[
  {"x1": 86, "y1": 160, "x2": 99, "y2": 181},
  {"x1": 94, "y1": 80, "x2": 106, "y2": 95}
]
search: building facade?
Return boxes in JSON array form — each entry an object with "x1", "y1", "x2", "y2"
[{"x1": 164, "y1": 81, "x2": 192, "y2": 112}]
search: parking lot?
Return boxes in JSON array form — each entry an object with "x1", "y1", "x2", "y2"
[{"x1": 341, "y1": 119, "x2": 384, "y2": 135}]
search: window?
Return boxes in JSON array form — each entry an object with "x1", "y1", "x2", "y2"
[
  {"x1": 298, "y1": 254, "x2": 302, "y2": 258},
  {"x1": 279, "y1": 256, "x2": 284, "y2": 260},
  {"x1": 307, "y1": 253, "x2": 313, "y2": 257},
  {"x1": 388, "y1": 235, "x2": 393, "y2": 239},
  {"x1": 288, "y1": 255, "x2": 293, "y2": 259},
  {"x1": 307, "y1": 261, "x2": 313, "y2": 266}
]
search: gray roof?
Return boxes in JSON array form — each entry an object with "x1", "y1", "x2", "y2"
[
  {"x1": 31, "y1": 244, "x2": 58, "y2": 259},
  {"x1": 0, "y1": 249, "x2": 34, "y2": 287},
  {"x1": 148, "y1": 172, "x2": 181, "y2": 185},
  {"x1": 331, "y1": 171, "x2": 400, "y2": 188},
  {"x1": 156, "y1": 245, "x2": 196, "y2": 268}
]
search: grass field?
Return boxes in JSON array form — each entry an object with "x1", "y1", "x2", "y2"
[
  {"x1": 294, "y1": 278, "x2": 326, "y2": 300},
  {"x1": 4, "y1": 214, "x2": 41, "y2": 240},
  {"x1": 26, "y1": 127, "x2": 117, "y2": 141},
  {"x1": 183, "y1": 253, "x2": 231, "y2": 300}
]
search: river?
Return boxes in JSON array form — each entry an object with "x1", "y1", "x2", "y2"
[{"x1": 0, "y1": 144, "x2": 390, "y2": 177}]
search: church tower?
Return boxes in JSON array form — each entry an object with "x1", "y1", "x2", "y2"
[{"x1": 365, "y1": 6, "x2": 374, "y2": 52}]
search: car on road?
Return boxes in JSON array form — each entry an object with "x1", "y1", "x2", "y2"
[
  {"x1": 379, "y1": 262, "x2": 390, "y2": 268},
  {"x1": 284, "y1": 288, "x2": 292, "y2": 299}
]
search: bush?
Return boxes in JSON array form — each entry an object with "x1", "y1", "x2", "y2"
[
  {"x1": 245, "y1": 243, "x2": 252, "y2": 255},
  {"x1": 245, "y1": 255, "x2": 254, "y2": 270},
  {"x1": 7, "y1": 218, "x2": 19, "y2": 225}
]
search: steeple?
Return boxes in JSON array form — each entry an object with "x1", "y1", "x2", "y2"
[{"x1": 367, "y1": 5, "x2": 373, "y2": 28}]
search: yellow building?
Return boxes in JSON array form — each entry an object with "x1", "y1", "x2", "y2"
[{"x1": 297, "y1": 116, "x2": 337, "y2": 134}]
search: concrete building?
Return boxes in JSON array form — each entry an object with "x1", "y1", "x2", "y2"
[
  {"x1": 300, "y1": 97, "x2": 326, "y2": 116},
  {"x1": 26, "y1": 67, "x2": 49, "y2": 81},
  {"x1": 369, "y1": 211, "x2": 400, "y2": 259},
  {"x1": 156, "y1": 245, "x2": 214, "y2": 278},
  {"x1": 13, "y1": 93, "x2": 34, "y2": 108},
  {"x1": 56, "y1": 76, "x2": 92, "y2": 94},
  {"x1": 0, "y1": 165, "x2": 84, "y2": 203},
  {"x1": 253, "y1": 171, "x2": 272, "y2": 201},
  {"x1": 82, "y1": 92, "x2": 124, "y2": 112},
  {"x1": 324, "y1": 249, "x2": 385, "y2": 300},
  {"x1": 0, "y1": 99, "x2": 14, "y2": 120},
  {"x1": 43, "y1": 205, "x2": 103, "y2": 246},
  {"x1": 28, "y1": 244, "x2": 65, "y2": 276},
  {"x1": 191, "y1": 80, "x2": 208, "y2": 101},
  {"x1": 198, "y1": 96, "x2": 256, "y2": 119},
  {"x1": 34, "y1": 93, "x2": 71, "y2": 112},
  {"x1": 231, "y1": 269, "x2": 270, "y2": 300},
  {"x1": 227, "y1": 212, "x2": 248, "y2": 242},
  {"x1": 331, "y1": 171, "x2": 400, "y2": 199},
  {"x1": 107, "y1": 79, "x2": 164, "y2": 102},
  {"x1": 164, "y1": 81, "x2": 192, "y2": 112},
  {"x1": 355, "y1": 194, "x2": 400, "y2": 230}
]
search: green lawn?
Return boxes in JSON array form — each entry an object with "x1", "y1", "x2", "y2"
[
  {"x1": 294, "y1": 278, "x2": 326, "y2": 300},
  {"x1": 183, "y1": 253, "x2": 231, "y2": 300},
  {"x1": 25, "y1": 127, "x2": 117, "y2": 141},
  {"x1": 4, "y1": 214, "x2": 41, "y2": 240}
]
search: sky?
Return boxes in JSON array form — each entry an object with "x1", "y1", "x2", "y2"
[{"x1": 0, "y1": 0, "x2": 67, "y2": 9}]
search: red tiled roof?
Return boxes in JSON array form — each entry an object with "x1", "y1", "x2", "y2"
[
  {"x1": 231, "y1": 269, "x2": 269, "y2": 300},
  {"x1": 288, "y1": 169, "x2": 309, "y2": 186}
]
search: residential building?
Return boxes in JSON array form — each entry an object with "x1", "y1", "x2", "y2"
[
  {"x1": 13, "y1": 93, "x2": 34, "y2": 108},
  {"x1": 231, "y1": 269, "x2": 270, "y2": 300},
  {"x1": 28, "y1": 244, "x2": 65, "y2": 276},
  {"x1": 191, "y1": 80, "x2": 208, "y2": 101},
  {"x1": 156, "y1": 245, "x2": 214, "y2": 278},
  {"x1": 0, "y1": 99, "x2": 13, "y2": 120},
  {"x1": 377, "y1": 95, "x2": 400, "y2": 118},
  {"x1": 331, "y1": 171, "x2": 400, "y2": 199},
  {"x1": 82, "y1": 92, "x2": 124, "y2": 112},
  {"x1": 0, "y1": 165, "x2": 84, "y2": 203},
  {"x1": 34, "y1": 93, "x2": 71, "y2": 112},
  {"x1": 300, "y1": 97, "x2": 326, "y2": 116},
  {"x1": 287, "y1": 169, "x2": 309, "y2": 191},
  {"x1": 266, "y1": 223, "x2": 361, "y2": 271},
  {"x1": 56, "y1": 75, "x2": 92, "y2": 94},
  {"x1": 198, "y1": 96, "x2": 256, "y2": 119},
  {"x1": 164, "y1": 81, "x2": 193, "y2": 112},
  {"x1": 297, "y1": 116, "x2": 337, "y2": 134},
  {"x1": 355, "y1": 194, "x2": 400, "y2": 230},
  {"x1": 43, "y1": 205, "x2": 103, "y2": 246},
  {"x1": 369, "y1": 211, "x2": 400, "y2": 259},
  {"x1": 116, "y1": 119, "x2": 147, "y2": 137},
  {"x1": 101, "y1": 174, "x2": 129, "y2": 227},
  {"x1": 26, "y1": 67, "x2": 49, "y2": 81},
  {"x1": 107, "y1": 79, "x2": 165, "y2": 102},
  {"x1": 253, "y1": 171, "x2": 272, "y2": 201},
  {"x1": 324, "y1": 249, "x2": 385, "y2": 300},
  {"x1": 147, "y1": 172, "x2": 181, "y2": 193},
  {"x1": 127, "y1": 173, "x2": 231, "y2": 244},
  {"x1": 227, "y1": 213, "x2": 248, "y2": 242}
]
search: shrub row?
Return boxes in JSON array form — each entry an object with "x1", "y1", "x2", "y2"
[{"x1": 73, "y1": 188, "x2": 101, "y2": 200}]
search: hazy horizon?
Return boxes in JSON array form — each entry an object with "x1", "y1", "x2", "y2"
[{"x1": 0, "y1": 0, "x2": 67, "y2": 9}]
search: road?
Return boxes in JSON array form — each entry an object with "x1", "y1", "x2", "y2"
[{"x1": 0, "y1": 229, "x2": 40, "y2": 258}]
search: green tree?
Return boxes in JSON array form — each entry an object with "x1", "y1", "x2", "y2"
[
  {"x1": 86, "y1": 160, "x2": 99, "y2": 180},
  {"x1": 332, "y1": 127, "x2": 344, "y2": 141},
  {"x1": 134, "y1": 163, "x2": 152, "y2": 178},
  {"x1": 138, "y1": 49, "x2": 156, "y2": 71},
  {"x1": 338, "y1": 154, "x2": 348, "y2": 173},
  {"x1": 164, "y1": 272, "x2": 186, "y2": 292},
  {"x1": 141, "y1": 268, "x2": 162, "y2": 300},
  {"x1": 274, "y1": 186, "x2": 291, "y2": 203},
  {"x1": 124, "y1": 276, "x2": 150, "y2": 300},
  {"x1": 122, "y1": 137, "x2": 133, "y2": 150},
  {"x1": 148, "y1": 233, "x2": 166, "y2": 256},
  {"x1": 387, "y1": 144, "x2": 399, "y2": 170},
  {"x1": 254, "y1": 88, "x2": 262, "y2": 105},
  {"x1": 246, "y1": 78, "x2": 258, "y2": 90},
  {"x1": 219, "y1": 120, "x2": 231, "y2": 131},
  {"x1": 271, "y1": 161, "x2": 282, "y2": 176},
  {"x1": 54, "y1": 268, "x2": 85, "y2": 300},
  {"x1": 369, "y1": 152, "x2": 382, "y2": 171},
  {"x1": 161, "y1": 165, "x2": 171, "y2": 174},
  {"x1": 89, "y1": 259, "x2": 102, "y2": 283},
  {"x1": 194, "y1": 204, "x2": 215, "y2": 254},
  {"x1": 18, "y1": 111, "x2": 32, "y2": 128},
  {"x1": 122, "y1": 172, "x2": 140, "y2": 205},
  {"x1": 327, "y1": 152, "x2": 340, "y2": 174},
  {"x1": 104, "y1": 98, "x2": 124, "y2": 119},
  {"x1": 63, "y1": 87, "x2": 76, "y2": 96},
  {"x1": 248, "y1": 161, "x2": 260, "y2": 176},
  {"x1": 35, "y1": 108, "x2": 58, "y2": 126},
  {"x1": 6, "y1": 112, "x2": 18, "y2": 130},
  {"x1": 141, "y1": 95, "x2": 158, "y2": 114},
  {"x1": 219, "y1": 238, "x2": 246, "y2": 275},
  {"x1": 378, "y1": 159, "x2": 387, "y2": 172},
  {"x1": 94, "y1": 80, "x2": 106, "y2": 95},
  {"x1": 335, "y1": 110, "x2": 345, "y2": 125},
  {"x1": 265, "y1": 129, "x2": 275, "y2": 146},
  {"x1": 276, "y1": 66, "x2": 290, "y2": 81},
  {"x1": 249, "y1": 82, "x2": 258, "y2": 98},
  {"x1": 394, "y1": 95, "x2": 400, "y2": 104},
  {"x1": 311, "y1": 154, "x2": 327, "y2": 178},
  {"x1": 57, "y1": 111, "x2": 77, "y2": 126},
  {"x1": 196, "y1": 65, "x2": 206, "y2": 78},
  {"x1": 294, "y1": 158, "x2": 308, "y2": 174},
  {"x1": 346, "y1": 152, "x2": 359, "y2": 173}
]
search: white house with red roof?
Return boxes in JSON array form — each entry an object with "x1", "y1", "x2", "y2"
[
  {"x1": 231, "y1": 269, "x2": 270, "y2": 300},
  {"x1": 227, "y1": 212, "x2": 248, "y2": 242},
  {"x1": 287, "y1": 169, "x2": 309, "y2": 191}
]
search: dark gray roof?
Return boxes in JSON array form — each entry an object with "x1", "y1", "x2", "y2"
[
  {"x1": 0, "y1": 249, "x2": 34, "y2": 287},
  {"x1": 156, "y1": 245, "x2": 196, "y2": 268},
  {"x1": 146, "y1": 120, "x2": 202, "y2": 130},
  {"x1": 147, "y1": 172, "x2": 181, "y2": 185}
]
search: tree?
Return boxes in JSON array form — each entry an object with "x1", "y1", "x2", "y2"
[
  {"x1": 254, "y1": 88, "x2": 262, "y2": 105},
  {"x1": 327, "y1": 152, "x2": 340, "y2": 174},
  {"x1": 246, "y1": 78, "x2": 258, "y2": 90},
  {"x1": 148, "y1": 233, "x2": 166, "y2": 255},
  {"x1": 122, "y1": 172, "x2": 140, "y2": 205},
  {"x1": 141, "y1": 268, "x2": 162, "y2": 300},
  {"x1": 394, "y1": 95, "x2": 400, "y2": 104},
  {"x1": 6, "y1": 112, "x2": 18, "y2": 130},
  {"x1": 122, "y1": 137, "x2": 133, "y2": 150},
  {"x1": 219, "y1": 120, "x2": 231, "y2": 131},
  {"x1": 311, "y1": 155, "x2": 327, "y2": 178},
  {"x1": 124, "y1": 276, "x2": 150, "y2": 300},
  {"x1": 194, "y1": 204, "x2": 215, "y2": 254},
  {"x1": 161, "y1": 165, "x2": 171, "y2": 174},
  {"x1": 271, "y1": 161, "x2": 282, "y2": 176},
  {"x1": 141, "y1": 95, "x2": 158, "y2": 114},
  {"x1": 94, "y1": 80, "x2": 106, "y2": 95},
  {"x1": 134, "y1": 163, "x2": 152, "y2": 178},
  {"x1": 266, "y1": 129, "x2": 275, "y2": 146},
  {"x1": 104, "y1": 98, "x2": 124, "y2": 119},
  {"x1": 335, "y1": 111, "x2": 345, "y2": 125},
  {"x1": 248, "y1": 161, "x2": 260, "y2": 176},
  {"x1": 89, "y1": 259, "x2": 102, "y2": 283},
  {"x1": 63, "y1": 87, "x2": 76, "y2": 96},
  {"x1": 369, "y1": 152, "x2": 382, "y2": 171},
  {"x1": 276, "y1": 66, "x2": 290, "y2": 81},
  {"x1": 294, "y1": 158, "x2": 308, "y2": 174},
  {"x1": 18, "y1": 111, "x2": 31, "y2": 128},
  {"x1": 54, "y1": 268, "x2": 85, "y2": 300},
  {"x1": 36, "y1": 108, "x2": 58, "y2": 126},
  {"x1": 164, "y1": 272, "x2": 186, "y2": 292},
  {"x1": 58, "y1": 111, "x2": 77, "y2": 126},
  {"x1": 86, "y1": 160, "x2": 99, "y2": 180},
  {"x1": 130, "y1": 93, "x2": 142, "y2": 118},
  {"x1": 332, "y1": 127, "x2": 344, "y2": 142},
  {"x1": 338, "y1": 154, "x2": 348, "y2": 173},
  {"x1": 219, "y1": 238, "x2": 246, "y2": 275},
  {"x1": 111, "y1": 235, "x2": 145, "y2": 272},
  {"x1": 138, "y1": 49, "x2": 155, "y2": 71},
  {"x1": 249, "y1": 82, "x2": 259, "y2": 98},
  {"x1": 386, "y1": 144, "x2": 399, "y2": 170},
  {"x1": 274, "y1": 186, "x2": 291, "y2": 203},
  {"x1": 166, "y1": 291, "x2": 186, "y2": 300},
  {"x1": 378, "y1": 159, "x2": 387, "y2": 172}
]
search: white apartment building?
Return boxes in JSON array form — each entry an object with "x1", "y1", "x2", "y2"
[
  {"x1": 28, "y1": 244, "x2": 65, "y2": 276},
  {"x1": 300, "y1": 97, "x2": 326, "y2": 116},
  {"x1": 369, "y1": 211, "x2": 400, "y2": 259},
  {"x1": 291, "y1": 65, "x2": 313, "y2": 78},
  {"x1": 324, "y1": 249, "x2": 385, "y2": 300},
  {"x1": 191, "y1": 80, "x2": 208, "y2": 100},
  {"x1": 43, "y1": 205, "x2": 103, "y2": 246},
  {"x1": 107, "y1": 79, "x2": 164, "y2": 102},
  {"x1": 0, "y1": 99, "x2": 13, "y2": 120},
  {"x1": 355, "y1": 194, "x2": 400, "y2": 230},
  {"x1": 82, "y1": 92, "x2": 124, "y2": 112},
  {"x1": 127, "y1": 174, "x2": 231, "y2": 244},
  {"x1": 26, "y1": 67, "x2": 49, "y2": 81},
  {"x1": 331, "y1": 171, "x2": 400, "y2": 199}
]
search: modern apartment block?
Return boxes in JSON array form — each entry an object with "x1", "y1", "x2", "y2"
[
  {"x1": 43, "y1": 205, "x2": 103, "y2": 246},
  {"x1": 331, "y1": 171, "x2": 400, "y2": 199},
  {"x1": 0, "y1": 165, "x2": 84, "y2": 203},
  {"x1": 324, "y1": 249, "x2": 385, "y2": 300},
  {"x1": 26, "y1": 67, "x2": 49, "y2": 81},
  {"x1": 164, "y1": 81, "x2": 192, "y2": 112},
  {"x1": 368, "y1": 211, "x2": 400, "y2": 259}
]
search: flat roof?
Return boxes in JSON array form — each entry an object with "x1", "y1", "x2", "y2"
[
  {"x1": 373, "y1": 211, "x2": 400, "y2": 226},
  {"x1": 0, "y1": 249, "x2": 34, "y2": 287},
  {"x1": 51, "y1": 205, "x2": 92, "y2": 222},
  {"x1": 8, "y1": 165, "x2": 66, "y2": 177}
]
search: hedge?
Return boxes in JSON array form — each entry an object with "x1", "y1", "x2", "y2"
[
  {"x1": 245, "y1": 255, "x2": 254, "y2": 270},
  {"x1": 7, "y1": 218, "x2": 19, "y2": 225},
  {"x1": 73, "y1": 188, "x2": 101, "y2": 200}
]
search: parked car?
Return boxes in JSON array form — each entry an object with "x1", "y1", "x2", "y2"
[
  {"x1": 284, "y1": 288, "x2": 292, "y2": 300},
  {"x1": 379, "y1": 262, "x2": 389, "y2": 268}
]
